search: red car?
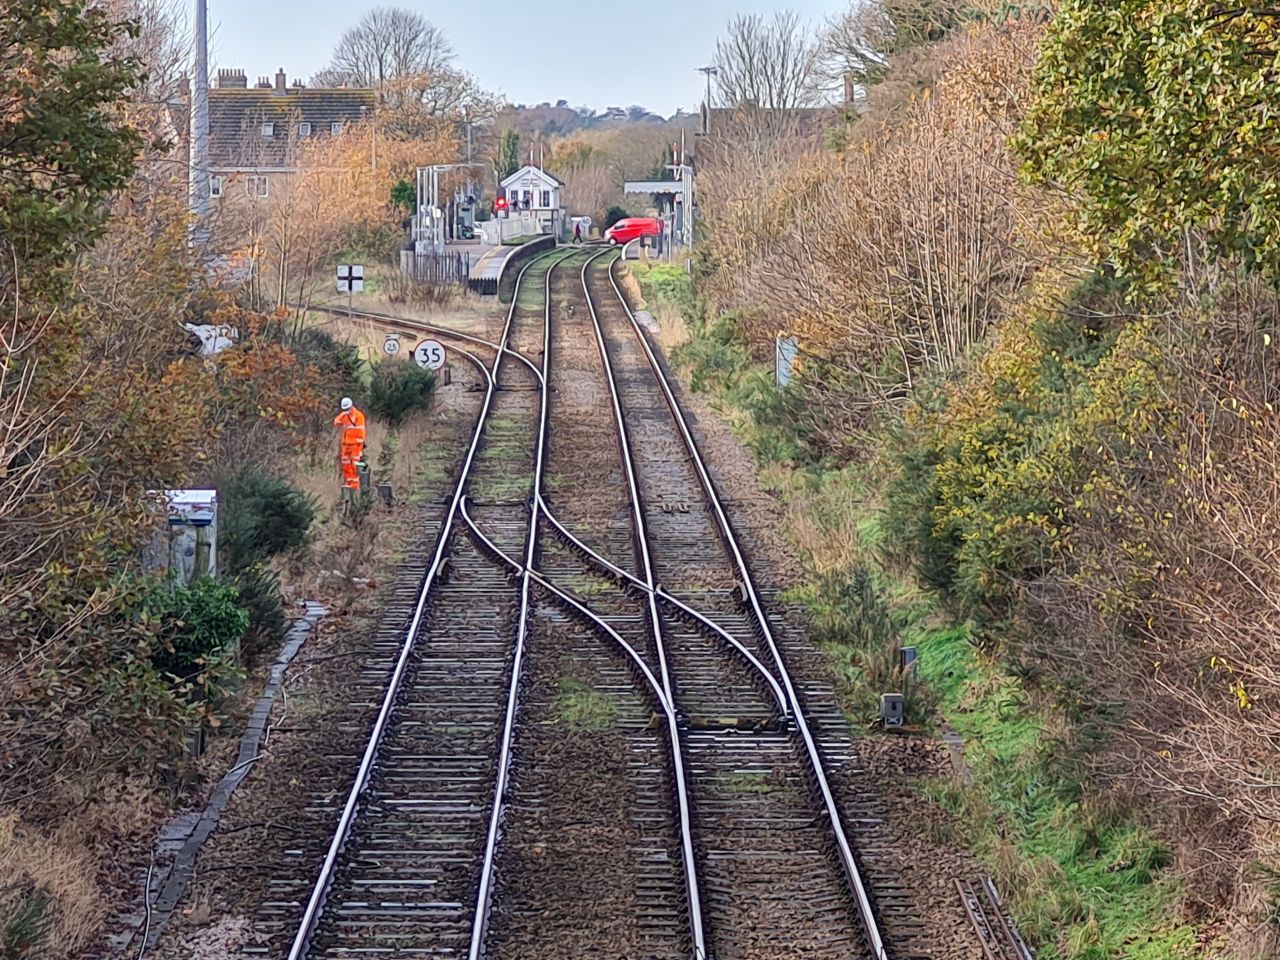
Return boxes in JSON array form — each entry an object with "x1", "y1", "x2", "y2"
[{"x1": 604, "y1": 217, "x2": 663, "y2": 245}]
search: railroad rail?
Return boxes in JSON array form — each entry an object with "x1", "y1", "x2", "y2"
[
  {"x1": 280, "y1": 248, "x2": 570, "y2": 959},
  {"x1": 579, "y1": 249, "x2": 890, "y2": 959},
  {"x1": 956, "y1": 877, "x2": 1033, "y2": 960},
  {"x1": 270, "y1": 244, "x2": 900, "y2": 960}
]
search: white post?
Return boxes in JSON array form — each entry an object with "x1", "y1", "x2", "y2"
[{"x1": 189, "y1": 0, "x2": 210, "y2": 246}]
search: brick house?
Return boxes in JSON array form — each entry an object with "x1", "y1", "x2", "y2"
[{"x1": 206, "y1": 68, "x2": 375, "y2": 204}]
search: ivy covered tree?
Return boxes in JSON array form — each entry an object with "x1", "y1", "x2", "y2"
[
  {"x1": 1016, "y1": 2, "x2": 1280, "y2": 287},
  {"x1": 0, "y1": 0, "x2": 144, "y2": 283}
]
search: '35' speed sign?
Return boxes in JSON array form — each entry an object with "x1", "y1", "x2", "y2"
[{"x1": 413, "y1": 339, "x2": 446, "y2": 371}]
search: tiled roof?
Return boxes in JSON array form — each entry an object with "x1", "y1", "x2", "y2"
[{"x1": 208, "y1": 87, "x2": 375, "y2": 169}]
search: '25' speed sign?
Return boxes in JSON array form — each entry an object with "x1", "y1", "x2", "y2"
[{"x1": 413, "y1": 339, "x2": 446, "y2": 371}]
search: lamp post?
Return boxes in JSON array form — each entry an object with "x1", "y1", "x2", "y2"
[
  {"x1": 697, "y1": 65, "x2": 717, "y2": 108},
  {"x1": 189, "y1": 0, "x2": 210, "y2": 247}
]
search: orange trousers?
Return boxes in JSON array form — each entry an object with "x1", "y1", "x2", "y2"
[{"x1": 340, "y1": 445, "x2": 363, "y2": 490}]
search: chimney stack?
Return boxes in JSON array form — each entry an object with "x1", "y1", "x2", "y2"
[
  {"x1": 215, "y1": 68, "x2": 247, "y2": 89},
  {"x1": 275, "y1": 68, "x2": 287, "y2": 95}
]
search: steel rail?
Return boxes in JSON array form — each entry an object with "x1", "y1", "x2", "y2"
[
  {"x1": 299, "y1": 301, "x2": 546, "y2": 383},
  {"x1": 595, "y1": 254, "x2": 891, "y2": 960},
  {"x1": 579, "y1": 248, "x2": 708, "y2": 960},
  {"x1": 312, "y1": 293, "x2": 778, "y2": 716},
  {"x1": 536, "y1": 492, "x2": 790, "y2": 717},
  {"x1": 464, "y1": 244, "x2": 568, "y2": 960},
  {"x1": 283, "y1": 248, "x2": 565, "y2": 960},
  {"x1": 458, "y1": 497, "x2": 675, "y2": 720}
]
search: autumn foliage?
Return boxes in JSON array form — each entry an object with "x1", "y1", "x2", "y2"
[
  {"x1": 0, "y1": 2, "x2": 368, "y2": 953},
  {"x1": 693, "y1": 0, "x2": 1280, "y2": 953}
]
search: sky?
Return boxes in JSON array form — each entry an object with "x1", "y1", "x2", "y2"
[{"x1": 207, "y1": 0, "x2": 842, "y2": 117}]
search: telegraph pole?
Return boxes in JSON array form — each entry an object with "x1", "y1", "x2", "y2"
[{"x1": 189, "y1": 0, "x2": 211, "y2": 247}]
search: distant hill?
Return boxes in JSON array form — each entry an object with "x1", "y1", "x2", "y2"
[{"x1": 496, "y1": 101, "x2": 699, "y2": 140}]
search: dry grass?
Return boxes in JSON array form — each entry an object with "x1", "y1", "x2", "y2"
[{"x1": 0, "y1": 815, "x2": 107, "y2": 958}]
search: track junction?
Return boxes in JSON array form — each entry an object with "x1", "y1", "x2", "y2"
[{"x1": 240, "y1": 247, "x2": 957, "y2": 960}]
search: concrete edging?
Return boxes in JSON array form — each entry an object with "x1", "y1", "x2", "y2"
[{"x1": 111, "y1": 602, "x2": 328, "y2": 957}]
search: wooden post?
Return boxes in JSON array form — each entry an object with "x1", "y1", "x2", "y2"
[{"x1": 194, "y1": 525, "x2": 211, "y2": 579}]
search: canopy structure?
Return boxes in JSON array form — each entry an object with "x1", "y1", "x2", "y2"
[{"x1": 623, "y1": 168, "x2": 694, "y2": 248}]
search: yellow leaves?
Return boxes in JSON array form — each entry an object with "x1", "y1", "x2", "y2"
[{"x1": 1232, "y1": 680, "x2": 1253, "y2": 711}]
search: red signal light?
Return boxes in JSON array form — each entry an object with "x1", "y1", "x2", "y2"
[{"x1": 495, "y1": 196, "x2": 508, "y2": 211}]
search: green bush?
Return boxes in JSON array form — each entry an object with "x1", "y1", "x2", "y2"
[
  {"x1": 231, "y1": 563, "x2": 287, "y2": 653},
  {"x1": 389, "y1": 178, "x2": 414, "y2": 213},
  {"x1": 808, "y1": 567, "x2": 937, "y2": 726},
  {"x1": 368, "y1": 358, "x2": 437, "y2": 426},
  {"x1": 336, "y1": 221, "x2": 404, "y2": 263},
  {"x1": 220, "y1": 468, "x2": 316, "y2": 574},
  {"x1": 144, "y1": 577, "x2": 248, "y2": 688},
  {"x1": 289, "y1": 326, "x2": 365, "y2": 400},
  {"x1": 673, "y1": 312, "x2": 752, "y2": 395}
]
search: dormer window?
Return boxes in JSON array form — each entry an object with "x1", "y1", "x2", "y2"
[
  {"x1": 331, "y1": 121, "x2": 343, "y2": 135},
  {"x1": 298, "y1": 122, "x2": 311, "y2": 137},
  {"x1": 261, "y1": 122, "x2": 274, "y2": 137}
]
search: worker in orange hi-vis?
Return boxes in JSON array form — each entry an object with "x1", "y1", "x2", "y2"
[{"x1": 333, "y1": 397, "x2": 367, "y2": 492}]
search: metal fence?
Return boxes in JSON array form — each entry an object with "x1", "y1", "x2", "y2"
[{"x1": 399, "y1": 249, "x2": 471, "y2": 287}]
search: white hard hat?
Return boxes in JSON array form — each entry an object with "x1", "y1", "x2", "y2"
[{"x1": 340, "y1": 397, "x2": 353, "y2": 410}]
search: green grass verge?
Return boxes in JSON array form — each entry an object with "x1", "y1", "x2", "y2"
[
  {"x1": 640, "y1": 266, "x2": 1202, "y2": 960},
  {"x1": 912, "y1": 627, "x2": 1197, "y2": 959}
]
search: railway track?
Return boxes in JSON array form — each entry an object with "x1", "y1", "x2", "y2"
[
  {"x1": 956, "y1": 877, "x2": 1033, "y2": 960},
  {"x1": 257, "y1": 250, "x2": 567, "y2": 959},
  {"x1": 265, "y1": 245, "x2": 916, "y2": 959}
]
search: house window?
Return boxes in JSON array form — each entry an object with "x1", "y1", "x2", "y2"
[
  {"x1": 246, "y1": 175, "x2": 269, "y2": 198},
  {"x1": 331, "y1": 121, "x2": 343, "y2": 135},
  {"x1": 298, "y1": 122, "x2": 311, "y2": 137},
  {"x1": 541, "y1": 189, "x2": 551, "y2": 208},
  {"x1": 210, "y1": 175, "x2": 223, "y2": 199},
  {"x1": 261, "y1": 122, "x2": 274, "y2": 137}
]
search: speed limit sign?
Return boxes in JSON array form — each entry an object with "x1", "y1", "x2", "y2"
[
  {"x1": 383, "y1": 334, "x2": 401, "y2": 356},
  {"x1": 413, "y1": 339, "x2": 446, "y2": 371}
]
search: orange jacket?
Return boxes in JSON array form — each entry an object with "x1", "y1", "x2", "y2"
[{"x1": 333, "y1": 407, "x2": 366, "y2": 449}]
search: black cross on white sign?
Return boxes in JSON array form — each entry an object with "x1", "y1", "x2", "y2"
[{"x1": 337, "y1": 264, "x2": 364, "y2": 293}]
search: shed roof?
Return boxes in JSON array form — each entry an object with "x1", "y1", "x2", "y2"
[{"x1": 500, "y1": 165, "x2": 564, "y2": 189}]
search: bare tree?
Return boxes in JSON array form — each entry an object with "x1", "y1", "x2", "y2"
[
  {"x1": 818, "y1": 0, "x2": 973, "y2": 87},
  {"x1": 106, "y1": 0, "x2": 189, "y2": 100},
  {"x1": 377, "y1": 68, "x2": 497, "y2": 135},
  {"x1": 712, "y1": 11, "x2": 824, "y2": 111},
  {"x1": 321, "y1": 6, "x2": 453, "y2": 89}
]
